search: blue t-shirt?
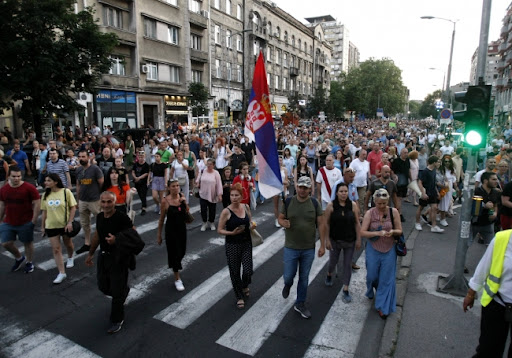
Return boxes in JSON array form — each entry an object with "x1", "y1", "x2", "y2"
[{"x1": 7, "y1": 150, "x2": 28, "y2": 171}]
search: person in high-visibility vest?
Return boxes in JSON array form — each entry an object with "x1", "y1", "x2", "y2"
[{"x1": 463, "y1": 229, "x2": 512, "y2": 357}]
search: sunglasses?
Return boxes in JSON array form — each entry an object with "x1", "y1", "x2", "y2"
[
  {"x1": 138, "y1": 151, "x2": 145, "y2": 154},
  {"x1": 375, "y1": 193, "x2": 389, "y2": 198}
]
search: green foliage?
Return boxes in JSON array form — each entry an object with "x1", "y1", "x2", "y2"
[
  {"x1": 307, "y1": 85, "x2": 327, "y2": 118},
  {"x1": 0, "y1": 0, "x2": 118, "y2": 137},
  {"x1": 342, "y1": 58, "x2": 406, "y2": 117},
  {"x1": 188, "y1": 82, "x2": 209, "y2": 117},
  {"x1": 408, "y1": 101, "x2": 421, "y2": 119},
  {"x1": 326, "y1": 81, "x2": 345, "y2": 120},
  {"x1": 419, "y1": 90, "x2": 443, "y2": 118}
]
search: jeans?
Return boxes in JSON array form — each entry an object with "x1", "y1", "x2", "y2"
[
  {"x1": 365, "y1": 243, "x2": 397, "y2": 315},
  {"x1": 283, "y1": 247, "x2": 315, "y2": 304}
]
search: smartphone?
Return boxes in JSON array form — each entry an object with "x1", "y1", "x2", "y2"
[{"x1": 237, "y1": 225, "x2": 246, "y2": 231}]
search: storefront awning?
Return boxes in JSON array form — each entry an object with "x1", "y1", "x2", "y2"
[{"x1": 166, "y1": 110, "x2": 189, "y2": 115}]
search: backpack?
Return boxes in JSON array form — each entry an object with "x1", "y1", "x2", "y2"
[{"x1": 284, "y1": 196, "x2": 320, "y2": 226}]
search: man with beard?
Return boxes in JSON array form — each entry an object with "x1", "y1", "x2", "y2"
[
  {"x1": 475, "y1": 157, "x2": 497, "y2": 188},
  {"x1": 75, "y1": 150, "x2": 104, "y2": 254}
]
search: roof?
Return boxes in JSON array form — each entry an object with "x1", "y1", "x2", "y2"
[{"x1": 305, "y1": 15, "x2": 336, "y2": 24}]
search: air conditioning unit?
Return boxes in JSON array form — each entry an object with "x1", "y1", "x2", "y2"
[
  {"x1": 141, "y1": 64, "x2": 149, "y2": 74},
  {"x1": 201, "y1": 10, "x2": 210, "y2": 18}
]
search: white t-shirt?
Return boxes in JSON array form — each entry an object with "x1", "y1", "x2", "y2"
[
  {"x1": 315, "y1": 167, "x2": 342, "y2": 204},
  {"x1": 349, "y1": 159, "x2": 370, "y2": 187},
  {"x1": 440, "y1": 145, "x2": 454, "y2": 156},
  {"x1": 427, "y1": 133, "x2": 437, "y2": 143},
  {"x1": 474, "y1": 169, "x2": 486, "y2": 184}
]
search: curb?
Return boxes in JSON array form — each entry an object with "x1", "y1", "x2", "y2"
[{"x1": 378, "y1": 224, "x2": 418, "y2": 357}]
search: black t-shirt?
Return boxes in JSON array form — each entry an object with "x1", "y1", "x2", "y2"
[
  {"x1": 151, "y1": 162, "x2": 167, "y2": 177},
  {"x1": 96, "y1": 210, "x2": 133, "y2": 252},
  {"x1": 502, "y1": 182, "x2": 512, "y2": 216},
  {"x1": 240, "y1": 142, "x2": 254, "y2": 164},
  {"x1": 391, "y1": 158, "x2": 410, "y2": 186},
  {"x1": 474, "y1": 186, "x2": 500, "y2": 226},
  {"x1": 231, "y1": 153, "x2": 247, "y2": 173},
  {"x1": 419, "y1": 167, "x2": 437, "y2": 198},
  {"x1": 132, "y1": 161, "x2": 150, "y2": 181},
  {"x1": 96, "y1": 157, "x2": 114, "y2": 175}
]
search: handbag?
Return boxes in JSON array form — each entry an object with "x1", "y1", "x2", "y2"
[
  {"x1": 389, "y1": 207, "x2": 407, "y2": 257},
  {"x1": 178, "y1": 175, "x2": 187, "y2": 186},
  {"x1": 64, "y1": 189, "x2": 81, "y2": 238},
  {"x1": 181, "y1": 194, "x2": 194, "y2": 224},
  {"x1": 250, "y1": 228, "x2": 263, "y2": 247}
]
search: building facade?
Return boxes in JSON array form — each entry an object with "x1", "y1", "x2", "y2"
[{"x1": 495, "y1": 3, "x2": 512, "y2": 127}]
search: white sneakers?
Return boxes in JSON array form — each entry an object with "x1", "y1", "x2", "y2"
[
  {"x1": 275, "y1": 219, "x2": 281, "y2": 228},
  {"x1": 440, "y1": 219, "x2": 449, "y2": 227},
  {"x1": 210, "y1": 222, "x2": 216, "y2": 231},
  {"x1": 415, "y1": 223, "x2": 423, "y2": 231},
  {"x1": 175, "y1": 280, "x2": 185, "y2": 291},
  {"x1": 53, "y1": 273, "x2": 67, "y2": 284},
  {"x1": 431, "y1": 226, "x2": 445, "y2": 233},
  {"x1": 200, "y1": 222, "x2": 208, "y2": 232},
  {"x1": 66, "y1": 257, "x2": 74, "y2": 269}
]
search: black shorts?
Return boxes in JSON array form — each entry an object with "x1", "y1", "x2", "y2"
[
  {"x1": 45, "y1": 227, "x2": 68, "y2": 238},
  {"x1": 396, "y1": 185, "x2": 408, "y2": 197},
  {"x1": 187, "y1": 169, "x2": 195, "y2": 180},
  {"x1": 419, "y1": 196, "x2": 439, "y2": 207}
]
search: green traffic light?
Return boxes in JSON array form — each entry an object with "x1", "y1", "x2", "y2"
[{"x1": 465, "y1": 130, "x2": 482, "y2": 146}]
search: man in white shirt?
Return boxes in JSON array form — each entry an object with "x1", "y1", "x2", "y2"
[
  {"x1": 316, "y1": 154, "x2": 342, "y2": 210},
  {"x1": 440, "y1": 140, "x2": 455, "y2": 156},
  {"x1": 349, "y1": 149, "x2": 371, "y2": 215},
  {"x1": 475, "y1": 157, "x2": 497, "y2": 188}
]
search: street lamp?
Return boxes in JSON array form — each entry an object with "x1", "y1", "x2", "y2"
[
  {"x1": 429, "y1": 67, "x2": 446, "y2": 97},
  {"x1": 421, "y1": 16, "x2": 458, "y2": 109}
]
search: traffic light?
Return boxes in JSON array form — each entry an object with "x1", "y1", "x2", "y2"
[{"x1": 453, "y1": 85, "x2": 491, "y2": 149}]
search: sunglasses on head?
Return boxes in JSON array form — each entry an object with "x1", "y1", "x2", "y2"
[{"x1": 375, "y1": 193, "x2": 389, "y2": 198}]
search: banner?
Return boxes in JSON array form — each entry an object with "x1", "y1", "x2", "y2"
[{"x1": 244, "y1": 52, "x2": 282, "y2": 198}]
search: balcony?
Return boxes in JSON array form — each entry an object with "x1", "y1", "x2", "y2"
[
  {"x1": 190, "y1": 49, "x2": 208, "y2": 63},
  {"x1": 499, "y1": 42, "x2": 507, "y2": 54},
  {"x1": 99, "y1": 26, "x2": 136, "y2": 46},
  {"x1": 189, "y1": 11, "x2": 208, "y2": 29},
  {"x1": 289, "y1": 67, "x2": 299, "y2": 77},
  {"x1": 502, "y1": 23, "x2": 509, "y2": 36},
  {"x1": 506, "y1": 51, "x2": 512, "y2": 64},
  {"x1": 101, "y1": 74, "x2": 139, "y2": 89}
]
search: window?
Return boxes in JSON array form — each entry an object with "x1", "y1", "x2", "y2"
[
  {"x1": 192, "y1": 70, "x2": 202, "y2": 82},
  {"x1": 236, "y1": 35, "x2": 242, "y2": 51},
  {"x1": 170, "y1": 66, "x2": 180, "y2": 83},
  {"x1": 214, "y1": 0, "x2": 220, "y2": 9},
  {"x1": 275, "y1": 50, "x2": 280, "y2": 65},
  {"x1": 147, "y1": 62, "x2": 158, "y2": 80},
  {"x1": 267, "y1": 73, "x2": 271, "y2": 87},
  {"x1": 226, "y1": 62, "x2": 231, "y2": 80},
  {"x1": 267, "y1": 21, "x2": 272, "y2": 36},
  {"x1": 191, "y1": 34, "x2": 201, "y2": 50},
  {"x1": 144, "y1": 18, "x2": 156, "y2": 39},
  {"x1": 267, "y1": 46, "x2": 272, "y2": 62},
  {"x1": 226, "y1": 30, "x2": 232, "y2": 48},
  {"x1": 252, "y1": 12, "x2": 260, "y2": 31},
  {"x1": 105, "y1": 7, "x2": 123, "y2": 28},
  {"x1": 225, "y1": 0, "x2": 231, "y2": 15},
  {"x1": 298, "y1": 39, "x2": 301, "y2": 51},
  {"x1": 282, "y1": 78, "x2": 287, "y2": 90},
  {"x1": 215, "y1": 25, "x2": 221, "y2": 44},
  {"x1": 237, "y1": 4, "x2": 242, "y2": 20},
  {"x1": 109, "y1": 56, "x2": 125, "y2": 76},
  {"x1": 283, "y1": 53, "x2": 287, "y2": 67},
  {"x1": 275, "y1": 75, "x2": 279, "y2": 89},
  {"x1": 275, "y1": 26, "x2": 280, "y2": 39},
  {"x1": 165, "y1": 0, "x2": 178, "y2": 5},
  {"x1": 237, "y1": 65, "x2": 242, "y2": 82},
  {"x1": 189, "y1": 0, "x2": 200, "y2": 13},
  {"x1": 253, "y1": 40, "x2": 258, "y2": 56},
  {"x1": 168, "y1": 26, "x2": 179, "y2": 45},
  {"x1": 215, "y1": 59, "x2": 221, "y2": 77},
  {"x1": 291, "y1": 35, "x2": 295, "y2": 47},
  {"x1": 291, "y1": 56, "x2": 295, "y2": 67},
  {"x1": 304, "y1": 41, "x2": 307, "y2": 52},
  {"x1": 284, "y1": 31, "x2": 288, "y2": 43}
]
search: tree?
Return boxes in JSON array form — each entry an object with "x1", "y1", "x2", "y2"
[
  {"x1": 342, "y1": 58, "x2": 406, "y2": 117},
  {"x1": 0, "y1": 0, "x2": 118, "y2": 139},
  {"x1": 188, "y1": 82, "x2": 209, "y2": 117},
  {"x1": 307, "y1": 85, "x2": 327, "y2": 118},
  {"x1": 408, "y1": 100, "x2": 422, "y2": 119},
  {"x1": 326, "y1": 80, "x2": 345, "y2": 120},
  {"x1": 419, "y1": 90, "x2": 443, "y2": 118}
]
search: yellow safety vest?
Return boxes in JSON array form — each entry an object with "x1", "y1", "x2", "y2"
[{"x1": 481, "y1": 229, "x2": 512, "y2": 307}]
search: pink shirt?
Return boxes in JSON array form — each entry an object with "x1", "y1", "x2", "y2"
[
  {"x1": 367, "y1": 150, "x2": 382, "y2": 176},
  {"x1": 198, "y1": 170, "x2": 223, "y2": 203},
  {"x1": 368, "y1": 208, "x2": 395, "y2": 253}
]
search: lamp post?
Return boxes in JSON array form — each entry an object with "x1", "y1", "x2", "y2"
[
  {"x1": 421, "y1": 16, "x2": 458, "y2": 109},
  {"x1": 429, "y1": 67, "x2": 446, "y2": 99}
]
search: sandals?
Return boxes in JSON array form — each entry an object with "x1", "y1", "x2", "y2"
[
  {"x1": 236, "y1": 299, "x2": 245, "y2": 309},
  {"x1": 243, "y1": 288, "x2": 250, "y2": 298}
]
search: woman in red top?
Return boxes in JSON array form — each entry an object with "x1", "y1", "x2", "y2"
[
  {"x1": 102, "y1": 167, "x2": 132, "y2": 213},
  {"x1": 232, "y1": 162, "x2": 255, "y2": 205}
]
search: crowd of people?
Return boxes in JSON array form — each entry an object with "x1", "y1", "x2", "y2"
[{"x1": 1, "y1": 117, "x2": 511, "y2": 338}]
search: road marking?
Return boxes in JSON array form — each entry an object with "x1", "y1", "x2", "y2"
[
  {"x1": 153, "y1": 229, "x2": 285, "y2": 329},
  {"x1": 215, "y1": 240, "x2": 328, "y2": 356},
  {"x1": 0, "y1": 307, "x2": 100, "y2": 358},
  {"x1": 303, "y1": 256, "x2": 371, "y2": 358}
]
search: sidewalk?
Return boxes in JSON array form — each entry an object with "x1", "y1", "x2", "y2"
[{"x1": 379, "y1": 208, "x2": 487, "y2": 357}]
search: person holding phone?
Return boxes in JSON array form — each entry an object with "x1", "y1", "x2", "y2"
[{"x1": 217, "y1": 183, "x2": 256, "y2": 309}]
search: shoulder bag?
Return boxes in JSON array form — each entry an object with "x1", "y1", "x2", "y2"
[{"x1": 389, "y1": 207, "x2": 407, "y2": 256}]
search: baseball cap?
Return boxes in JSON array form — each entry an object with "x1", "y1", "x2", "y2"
[{"x1": 297, "y1": 176, "x2": 312, "y2": 188}]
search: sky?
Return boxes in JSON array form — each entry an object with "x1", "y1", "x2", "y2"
[{"x1": 274, "y1": 0, "x2": 511, "y2": 101}]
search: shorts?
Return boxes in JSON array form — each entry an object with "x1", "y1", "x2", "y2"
[
  {"x1": 151, "y1": 176, "x2": 166, "y2": 191},
  {"x1": 419, "y1": 196, "x2": 439, "y2": 207},
  {"x1": 0, "y1": 221, "x2": 35, "y2": 244},
  {"x1": 396, "y1": 185, "x2": 408, "y2": 198},
  {"x1": 472, "y1": 224, "x2": 495, "y2": 244},
  {"x1": 45, "y1": 227, "x2": 68, "y2": 238},
  {"x1": 187, "y1": 169, "x2": 195, "y2": 180}
]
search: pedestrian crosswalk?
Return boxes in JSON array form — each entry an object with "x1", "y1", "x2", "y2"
[{"x1": 0, "y1": 197, "x2": 374, "y2": 358}]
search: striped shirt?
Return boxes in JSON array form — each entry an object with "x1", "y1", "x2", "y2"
[{"x1": 46, "y1": 159, "x2": 70, "y2": 187}]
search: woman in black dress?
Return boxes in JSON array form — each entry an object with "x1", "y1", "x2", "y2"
[{"x1": 157, "y1": 178, "x2": 189, "y2": 292}]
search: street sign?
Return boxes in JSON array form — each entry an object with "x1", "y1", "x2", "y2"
[{"x1": 440, "y1": 108, "x2": 452, "y2": 119}]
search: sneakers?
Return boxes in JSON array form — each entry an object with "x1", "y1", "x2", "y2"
[
  {"x1": 75, "y1": 244, "x2": 90, "y2": 255},
  {"x1": 275, "y1": 219, "x2": 281, "y2": 228},
  {"x1": 154, "y1": 205, "x2": 159, "y2": 213},
  {"x1": 342, "y1": 290, "x2": 352, "y2": 303},
  {"x1": 107, "y1": 320, "x2": 124, "y2": 334},
  {"x1": 209, "y1": 222, "x2": 216, "y2": 231},
  {"x1": 421, "y1": 214, "x2": 432, "y2": 227},
  {"x1": 439, "y1": 219, "x2": 449, "y2": 227},
  {"x1": 325, "y1": 275, "x2": 333, "y2": 287},
  {"x1": 431, "y1": 226, "x2": 445, "y2": 233},
  {"x1": 66, "y1": 257, "x2": 74, "y2": 269},
  {"x1": 24, "y1": 262, "x2": 34, "y2": 273},
  {"x1": 53, "y1": 273, "x2": 67, "y2": 284},
  {"x1": 282, "y1": 284, "x2": 291, "y2": 299},
  {"x1": 415, "y1": 223, "x2": 423, "y2": 231},
  {"x1": 140, "y1": 209, "x2": 146, "y2": 216},
  {"x1": 174, "y1": 280, "x2": 185, "y2": 291},
  {"x1": 294, "y1": 302, "x2": 312, "y2": 319},
  {"x1": 11, "y1": 255, "x2": 26, "y2": 272},
  {"x1": 200, "y1": 222, "x2": 208, "y2": 232}
]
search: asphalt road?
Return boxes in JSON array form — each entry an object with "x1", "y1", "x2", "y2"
[{"x1": 0, "y1": 192, "x2": 420, "y2": 358}]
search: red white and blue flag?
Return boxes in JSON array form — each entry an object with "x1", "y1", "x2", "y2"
[{"x1": 244, "y1": 51, "x2": 282, "y2": 198}]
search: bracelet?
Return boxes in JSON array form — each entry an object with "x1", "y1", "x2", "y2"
[{"x1": 466, "y1": 292, "x2": 475, "y2": 299}]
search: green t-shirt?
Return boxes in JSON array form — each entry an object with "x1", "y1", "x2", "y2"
[
  {"x1": 281, "y1": 196, "x2": 322, "y2": 249},
  {"x1": 158, "y1": 149, "x2": 172, "y2": 164}
]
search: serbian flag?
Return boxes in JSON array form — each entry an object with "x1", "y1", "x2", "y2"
[{"x1": 244, "y1": 51, "x2": 282, "y2": 198}]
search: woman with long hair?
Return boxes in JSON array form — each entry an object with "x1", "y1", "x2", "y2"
[
  {"x1": 438, "y1": 154, "x2": 457, "y2": 226},
  {"x1": 334, "y1": 149, "x2": 344, "y2": 171},
  {"x1": 221, "y1": 166, "x2": 234, "y2": 208},
  {"x1": 124, "y1": 135, "x2": 135, "y2": 169},
  {"x1": 102, "y1": 167, "x2": 132, "y2": 214},
  {"x1": 294, "y1": 155, "x2": 315, "y2": 197},
  {"x1": 406, "y1": 150, "x2": 420, "y2": 206},
  {"x1": 196, "y1": 158, "x2": 223, "y2": 231},
  {"x1": 323, "y1": 182, "x2": 361, "y2": 302},
  {"x1": 41, "y1": 173, "x2": 77, "y2": 284},
  {"x1": 282, "y1": 148, "x2": 295, "y2": 196},
  {"x1": 217, "y1": 183, "x2": 256, "y2": 309},
  {"x1": 157, "y1": 179, "x2": 190, "y2": 292},
  {"x1": 305, "y1": 141, "x2": 318, "y2": 174},
  {"x1": 360, "y1": 188, "x2": 402, "y2": 319},
  {"x1": 183, "y1": 143, "x2": 197, "y2": 196},
  {"x1": 149, "y1": 152, "x2": 167, "y2": 214},
  {"x1": 169, "y1": 151, "x2": 190, "y2": 203},
  {"x1": 232, "y1": 161, "x2": 256, "y2": 206}
]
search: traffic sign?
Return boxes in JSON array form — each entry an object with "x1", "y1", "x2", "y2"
[{"x1": 440, "y1": 108, "x2": 452, "y2": 119}]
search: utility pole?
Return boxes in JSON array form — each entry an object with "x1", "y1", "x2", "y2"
[{"x1": 437, "y1": 0, "x2": 492, "y2": 297}]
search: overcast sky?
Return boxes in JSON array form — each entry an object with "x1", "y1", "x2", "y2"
[{"x1": 274, "y1": 0, "x2": 511, "y2": 101}]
